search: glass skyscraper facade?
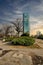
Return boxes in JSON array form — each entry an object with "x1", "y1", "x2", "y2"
[{"x1": 23, "y1": 13, "x2": 29, "y2": 33}]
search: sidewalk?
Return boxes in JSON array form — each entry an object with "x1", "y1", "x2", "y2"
[
  {"x1": 37, "y1": 43, "x2": 43, "y2": 48},
  {"x1": 35, "y1": 39, "x2": 43, "y2": 48}
]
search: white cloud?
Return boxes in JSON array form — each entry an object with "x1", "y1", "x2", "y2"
[
  {"x1": 30, "y1": 16, "x2": 43, "y2": 31},
  {"x1": 15, "y1": 11, "x2": 22, "y2": 14}
]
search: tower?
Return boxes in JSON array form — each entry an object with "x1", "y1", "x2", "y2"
[{"x1": 23, "y1": 13, "x2": 29, "y2": 34}]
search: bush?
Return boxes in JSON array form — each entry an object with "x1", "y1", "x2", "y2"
[
  {"x1": 21, "y1": 33, "x2": 29, "y2": 37},
  {"x1": 5, "y1": 36, "x2": 14, "y2": 42},
  {"x1": 12, "y1": 37, "x2": 35, "y2": 46},
  {"x1": 37, "y1": 35, "x2": 43, "y2": 39}
]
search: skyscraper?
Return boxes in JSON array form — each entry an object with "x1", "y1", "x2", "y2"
[{"x1": 23, "y1": 13, "x2": 29, "y2": 33}]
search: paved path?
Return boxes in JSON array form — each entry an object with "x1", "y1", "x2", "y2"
[
  {"x1": 35, "y1": 39, "x2": 43, "y2": 48},
  {"x1": 0, "y1": 40, "x2": 43, "y2": 65}
]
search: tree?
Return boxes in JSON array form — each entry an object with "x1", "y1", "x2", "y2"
[
  {"x1": 11, "y1": 18, "x2": 23, "y2": 37},
  {"x1": 0, "y1": 29, "x2": 3, "y2": 38},
  {"x1": 0, "y1": 29, "x2": 2, "y2": 32},
  {"x1": 3, "y1": 24, "x2": 11, "y2": 37},
  {"x1": 36, "y1": 31, "x2": 42, "y2": 36}
]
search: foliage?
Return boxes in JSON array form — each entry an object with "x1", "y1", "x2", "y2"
[
  {"x1": 12, "y1": 36, "x2": 35, "y2": 46},
  {"x1": 5, "y1": 36, "x2": 14, "y2": 42},
  {"x1": 37, "y1": 35, "x2": 43, "y2": 39},
  {"x1": 21, "y1": 33, "x2": 29, "y2": 37}
]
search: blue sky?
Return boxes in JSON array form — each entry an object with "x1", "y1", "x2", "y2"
[{"x1": 0, "y1": 0, "x2": 43, "y2": 35}]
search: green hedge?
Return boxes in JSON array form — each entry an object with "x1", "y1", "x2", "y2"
[
  {"x1": 12, "y1": 37, "x2": 35, "y2": 46},
  {"x1": 37, "y1": 35, "x2": 43, "y2": 39},
  {"x1": 21, "y1": 33, "x2": 29, "y2": 37},
  {"x1": 5, "y1": 36, "x2": 14, "y2": 42}
]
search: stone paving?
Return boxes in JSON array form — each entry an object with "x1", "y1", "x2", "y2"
[
  {"x1": 0, "y1": 40, "x2": 43, "y2": 65},
  {"x1": 0, "y1": 48, "x2": 43, "y2": 65},
  {"x1": 35, "y1": 39, "x2": 43, "y2": 48}
]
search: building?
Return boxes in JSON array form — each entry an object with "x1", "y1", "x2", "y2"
[{"x1": 23, "y1": 13, "x2": 29, "y2": 33}]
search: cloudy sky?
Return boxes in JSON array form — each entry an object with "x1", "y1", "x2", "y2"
[{"x1": 0, "y1": 0, "x2": 43, "y2": 35}]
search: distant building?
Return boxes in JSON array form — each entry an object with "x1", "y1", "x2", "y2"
[{"x1": 23, "y1": 13, "x2": 29, "y2": 33}]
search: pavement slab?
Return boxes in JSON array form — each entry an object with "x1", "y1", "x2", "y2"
[{"x1": 0, "y1": 40, "x2": 43, "y2": 65}]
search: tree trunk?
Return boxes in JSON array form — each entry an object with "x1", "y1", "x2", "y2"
[{"x1": 18, "y1": 32, "x2": 19, "y2": 37}]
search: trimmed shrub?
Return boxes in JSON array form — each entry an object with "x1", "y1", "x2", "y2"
[
  {"x1": 37, "y1": 35, "x2": 43, "y2": 39},
  {"x1": 5, "y1": 36, "x2": 14, "y2": 42},
  {"x1": 12, "y1": 37, "x2": 35, "y2": 46},
  {"x1": 21, "y1": 33, "x2": 29, "y2": 37}
]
